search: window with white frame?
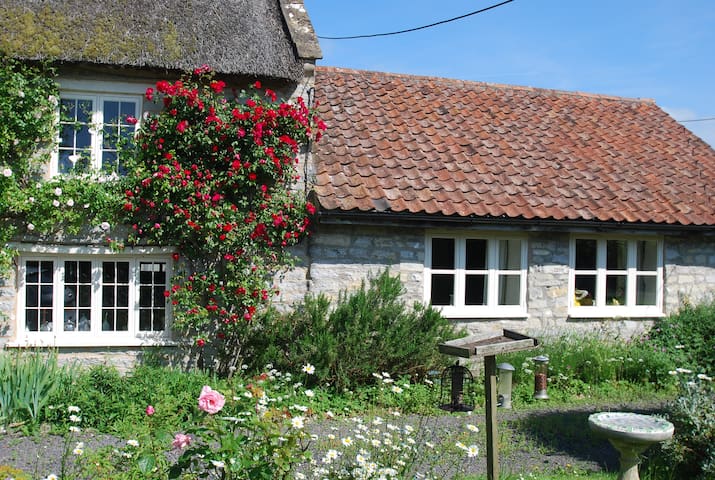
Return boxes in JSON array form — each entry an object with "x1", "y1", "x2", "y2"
[
  {"x1": 17, "y1": 253, "x2": 172, "y2": 346},
  {"x1": 570, "y1": 236, "x2": 663, "y2": 317},
  {"x1": 56, "y1": 92, "x2": 140, "y2": 175},
  {"x1": 425, "y1": 234, "x2": 527, "y2": 318}
]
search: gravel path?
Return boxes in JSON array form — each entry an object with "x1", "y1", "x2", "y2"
[{"x1": 0, "y1": 400, "x2": 668, "y2": 479}]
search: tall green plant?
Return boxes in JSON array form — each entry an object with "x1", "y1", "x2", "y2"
[{"x1": 0, "y1": 350, "x2": 65, "y2": 429}]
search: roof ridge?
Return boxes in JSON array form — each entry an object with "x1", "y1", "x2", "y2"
[{"x1": 315, "y1": 65, "x2": 656, "y2": 105}]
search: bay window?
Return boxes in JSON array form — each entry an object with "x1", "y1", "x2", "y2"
[
  {"x1": 17, "y1": 251, "x2": 172, "y2": 346},
  {"x1": 570, "y1": 236, "x2": 663, "y2": 317},
  {"x1": 425, "y1": 234, "x2": 527, "y2": 318}
]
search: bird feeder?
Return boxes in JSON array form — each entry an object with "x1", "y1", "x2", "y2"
[
  {"x1": 496, "y1": 362, "x2": 515, "y2": 409},
  {"x1": 533, "y1": 355, "x2": 550, "y2": 400},
  {"x1": 439, "y1": 362, "x2": 474, "y2": 412},
  {"x1": 438, "y1": 329, "x2": 539, "y2": 480}
]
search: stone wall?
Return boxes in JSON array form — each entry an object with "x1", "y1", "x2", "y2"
[{"x1": 275, "y1": 225, "x2": 715, "y2": 341}]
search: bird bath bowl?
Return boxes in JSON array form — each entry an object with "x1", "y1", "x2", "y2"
[{"x1": 588, "y1": 412, "x2": 674, "y2": 480}]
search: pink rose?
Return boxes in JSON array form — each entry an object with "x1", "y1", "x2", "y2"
[
  {"x1": 145, "y1": 405, "x2": 155, "y2": 416},
  {"x1": 198, "y1": 386, "x2": 225, "y2": 414},
  {"x1": 172, "y1": 433, "x2": 192, "y2": 449}
]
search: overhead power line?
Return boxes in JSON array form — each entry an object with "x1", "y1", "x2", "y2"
[
  {"x1": 678, "y1": 117, "x2": 715, "y2": 123},
  {"x1": 317, "y1": 0, "x2": 515, "y2": 40}
]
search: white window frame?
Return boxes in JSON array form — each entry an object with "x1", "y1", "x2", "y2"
[
  {"x1": 568, "y1": 235, "x2": 664, "y2": 318},
  {"x1": 424, "y1": 232, "x2": 528, "y2": 318},
  {"x1": 12, "y1": 245, "x2": 175, "y2": 347},
  {"x1": 52, "y1": 79, "x2": 147, "y2": 177}
]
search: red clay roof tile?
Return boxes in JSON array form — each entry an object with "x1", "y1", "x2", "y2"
[{"x1": 312, "y1": 67, "x2": 715, "y2": 226}]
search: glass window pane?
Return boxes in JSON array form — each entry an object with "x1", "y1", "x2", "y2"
[
  {"x1": 636, "y1": 276, "x2": 657, "y2": 305},
  {"x1": 79, "y1": 285, "x2": 91, "y2": 307},
  {"x1": 498, "y1": 274, "x2": 521, "y2": 305},
  {"x1": 574, "y1": 275, "x2": 596, "y2": 306},
  {"x1": 117, "y1": 262, "x2": 129, "y2": 283},
  {"x1": 153, "y1": 309, "x2": 165, "y2": 331},
  {"x1": 102, "y1": 151, "x2": 117, "y2": 171},
  {"x1": 104, "y1": 100, "x2": 119, "y2": 124},
  {"x1": 139, "y1": 286, "x2": 152, "y2": 307},
  {"x1": 65, "y1": 261, "x2": 77, "y2": 283},
  {"x1": 102, "y1": 285, "x2": 115, "y2": 307},
  {"x1": 40, "y1": 285, "x2": 53, "y2": 307},
  {"x1": 465, "y1": 274, "x2": 487, "y2": 305},
  {"x1": 607, "y1": 240, "x2": 627, "y2": 270},
  {"x1": 103, "y1": 262, "x2": 115, "y2": 283},
  {"x1": 637, "y1": 240, "x2": 658, "y2": 271},
  {"x1": 430, "y1": 274, "x2": 454, "y2": 305},
  {"x1": 139, "y1": 309, "x2": 152, "y2": 331},
  {"x1": 465, "y1": 239, "x2": 487, "y2": 270},
  {"x1": 154, "y1": 267, "x2": 166, "y2": 285},
  {"x1": 140, "y1": 269, "x2": 152, "y2": 284},
  {"x1": 120, "y1": 101, "x2": 136, "y2": 119},
  {"x1": 606, "y1": 275, "x2": 627, "y2": 306},
  {"x1": 102, "y1": 310, "x2": 114, "y2": 331},
  {"x1": 431, "y1": 238, "x2": 455, "y2": 269},
  {"x1": 26, "y1": 310, "x2": 39, "y2": 331},
  {"x1": 41, "y1": 261, "x2": 53, "y2": 283},
  {"x1": 103, "y1": 126, "x2": 117, "y2": 149},
  {"x1": 76, "y1": 125, "x2": 91, "y2": 148},
  {"x1": 60, "y1": 124, "x2": 74, "y2": 147},
  {"x1": 79, "y1": 262, "x2": 91, "y2": 283},
  {"x1": 64, "y1": 285, "x2": 77, "y2": 307},
  {"x1": 26, "y1": 261, "x2": 39, "y2": 283},
  {"x1": 64, "y1": 310, "x2": 76, "y2": 331},
  {"x1": 26, "y1": 285, "x2": 38, "y2": 307},
  {"x1": 498, "y1": 239, "x2": 522, "y2": 270},
  {"x1": 77, "y1": 100, "x2": 93, "y2": 123},
  {"x1": 61, "y1": 99, "x2": 76, "y2": 118},
  {"x1": 153, "y1": 286, "x2": 165, "y2": 306},
  {"x1": 575, "y1": 239, "x2": 597, "y2": 270},
  {"x1": 40, "y1": 310, "x2": 53, "y2": 331},
  {"x1": 117, "y1": 286, "x2": 129, "y2": 308},
  {"x1": 116, "y1": 310, "x2": 129, "y2": 331},
  {"x1": 78, "y1": 310, "x2": 91, "y2": 331}
]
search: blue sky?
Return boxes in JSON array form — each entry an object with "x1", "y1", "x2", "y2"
[{"x1": 303, "y1": 0, "x2": 715, "y2": 147}]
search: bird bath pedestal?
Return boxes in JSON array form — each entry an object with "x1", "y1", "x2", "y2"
[
  {"x1": 588, "y1": 412, "x2": 674, "y2": 480},
  {"x1": 439, "y1": 329, "x2": 539, "y2": 480}
]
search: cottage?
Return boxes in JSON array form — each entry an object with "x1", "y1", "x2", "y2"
[
  {"x1": 0, "y1": 0, "x2": 322, "y2": 368},
  {"x1": 280, "y1": 66, "x2": 715, "y2": 339}
]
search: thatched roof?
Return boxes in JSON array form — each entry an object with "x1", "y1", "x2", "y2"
[{"x1": 0, "y1": 0, "x2": 321, "y2": 81}]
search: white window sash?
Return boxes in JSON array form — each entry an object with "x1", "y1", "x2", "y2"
[
  {"x1": 569, "y1": 236, "x2": 664, "y2": 318},
  {"x1": 424, "y1": 233, "x2": 528, "y2": 318},
  {"x1": 14, "y1": 252, "x2": 173, "y2": 347}
]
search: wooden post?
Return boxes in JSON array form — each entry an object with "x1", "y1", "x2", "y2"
[{"x1": 485, "y1": 354, "x2": 499, "y2": 480}]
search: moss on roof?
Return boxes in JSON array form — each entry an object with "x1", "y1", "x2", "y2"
[{"x1": 0, "y1": 0, "x2": 312, "y2": 80}]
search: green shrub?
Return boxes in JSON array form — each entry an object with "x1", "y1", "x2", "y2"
[
  {"x1": 646, "y1": 300, "x2": 715, "y2": 372},
  {"x1": 644, "y1": 373, "x2": 715, "y2": 479},
  {"x1": 244, "y1": 270, "x2": 462, "y2": 390}
]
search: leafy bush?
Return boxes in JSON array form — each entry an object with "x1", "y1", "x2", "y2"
[
  {"x1": 244, "y1": 270, "x2": 461, "y2": 390},
  {"x1": 646, "y1": 300, "x2": 715, "y2": 372},
  {"x1": 645, "y1": 372, "x2": 715, "y2": 479}
]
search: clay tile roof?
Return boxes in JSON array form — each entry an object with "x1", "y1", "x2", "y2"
[{"x1": 312, "y1": 67, "x2": 715, "y2": 226}]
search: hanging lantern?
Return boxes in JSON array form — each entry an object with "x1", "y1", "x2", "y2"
[{"x1": 439, "y1": 361, "x2": 474, "y2": 412}]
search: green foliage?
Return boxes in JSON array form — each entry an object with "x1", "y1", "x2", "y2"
[
  {"x1": 498, "y1": 333, "x2": 677, "y2": 406},
  {"x1": 646, "y1": 300, "x2": 715, "y2": 372},
  {"x1": 244, "y1": 270, "x2": 461, "y2": 391},
  {"x1": 119, "y1": 67, "x2": 324, "y2": 372},
  {"x1": 0, "y1": 56, "x2": 123, "y2": 272},
  {"x1": 0, "y1": 350, "x2": 65, "y2": 430},
  {"x1": 0, "y1": 465, "x2": 30, "y2": 480},
  {"x1": 644, "y1": 373, "x2": 715, "y2": 479}
]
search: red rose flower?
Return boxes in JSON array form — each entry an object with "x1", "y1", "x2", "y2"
[{"x1": 176, "y1": 120, "x2": 189, "y2": 133}]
